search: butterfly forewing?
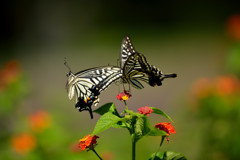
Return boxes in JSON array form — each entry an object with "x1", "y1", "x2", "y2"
[
  {"x1": 95, "y1": 67, "x2": 122, "y2": 92},
  {"x1": 120, "y1": 36, "x2": 137, "y2": 69},
  {"x1": 67, "y1": 66, "x2": 122, "y2": 102}
]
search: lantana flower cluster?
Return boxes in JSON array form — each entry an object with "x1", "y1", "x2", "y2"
[
  {"x1": 138, "y1": 106, "x2": 153, "y2": 116},
  {"x1": 155, "y1": 122, "x2": 175, "y2": 136},
  {"x1": 116, "y1": 90, "x2": 131, "y2": 101},
  {"x1": 11, "y1": 110, "x2": 51, "y2": 155},
  {"x1": 0, "y1": 60, "x2": 21, "y2": 90},
  {"x1": 79, "y1": 135, "x2": 99, "y2": 151}
]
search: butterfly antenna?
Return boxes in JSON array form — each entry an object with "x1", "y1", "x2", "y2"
[{"x1": 64, "y1": 58, "x2": 72, "y2": 72}]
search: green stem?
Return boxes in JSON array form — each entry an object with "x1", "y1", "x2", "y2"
[
  {"x1": 132, "y1": 138, "x2": 136, "y2": 160},
  {"x1": 124, "y1": 100, "x2": 128, "y2": 110},
  {"x1": 131, "y1": 116, "x2": 137, "y2": 160},
  {"x1": 160, "y1": 136, "x2": 165, "y2": 147},
  {"x1": 92, "y1": 148, "x2": 103, "y2": 160}
]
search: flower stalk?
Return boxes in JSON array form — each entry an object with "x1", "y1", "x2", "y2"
[
  {"x1": 92, "y1": 148, "x2": 103, "y2": 160},
  {"x1": 160, "y1": 136, "x2": 165, "y2": 147},
  {"x1": 132, "y1": 138, "x2": 136, "y2": 160},
  {"x1": 124, "y1": 100, "x2": 128, "y2": 110}
]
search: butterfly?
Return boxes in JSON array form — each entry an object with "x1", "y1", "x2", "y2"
[
  {"x1": 65, "y1": 61, "x2": 122, "y2": 119},
  {"x1": 120, "y1": 36, "x2": 177, "y2": 88}
]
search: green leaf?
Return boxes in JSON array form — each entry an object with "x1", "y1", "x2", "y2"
[
  {"x1": 164, "y1": 151, "x2": 187, "y2": 160},
  {"x1": 112, "y1": 121, "x2": 127, "y2": 128},
  {"x1": 111, "y1": 116, "x2": 129, "y2": 129},
  {"x1": 149, "y1": 151, "x2": 187, "y2": 160},
  {"x1": 135, "y1": 116, "x2": 151, "y2": 141},
  {"x1": 93, "y1": 103, "x2": 121, "y2": 117},
  {"x1": 92, "y1": 112, "x2": 121, "y2": 135},
  {"x1": 147, "y1": 128, "x2": 167, "y2": 136},
  {"x1": 148, "y1": 152, "x2": 164, "y2": 160},
  {"x1": 150, "y1": 107, "x2": 173, "y2": 122}
]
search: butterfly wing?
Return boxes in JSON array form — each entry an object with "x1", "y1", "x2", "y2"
[
  {"x1": 120, "y1": 36, "x2": 150, "y2": 89},
  {"x1": 123, "y1": 53, "x2": 150, "y2": 89},
  {"x1": 67, "y1": 66, "x2": 122, "y2": 102},
  {"x1": 120, "y1": 36, "x2": 137, "y2": 69},
  {"x1": 66, "y1": 66, "x2": 122, "y2": 118}
]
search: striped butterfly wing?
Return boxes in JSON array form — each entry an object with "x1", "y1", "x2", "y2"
[
  {"x1": 123, "y1": 53, "x2": 149, "y2": 89},
  {"x1": 66, "y1": 66, "x2": 122, "y2": 118},
  {"x1": 120, "y1": 36, "x2": 149, "y2": 89},
  {"x1": 75, "y1": 66, "x2": 122, "y2": 92},
  {"x1": 120, "y1": 36, "x2": 177, "y2": 88},
  {"x1": 120, "y1": 36, "x2": 137, "y2": 69}
]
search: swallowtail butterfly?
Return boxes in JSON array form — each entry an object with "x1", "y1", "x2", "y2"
[{"x1": 120, "y1": 36, "x2": 177, "y2": 88}]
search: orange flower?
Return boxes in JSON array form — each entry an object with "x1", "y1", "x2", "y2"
[
  {"x1": 215, "y1": 75, "x2": 240, "y2": 96},
  {"x1": 79, "y1": 135, "x2": 99, "y2": 151},
  {"x1": 155, "y1": 122, "x2": 175, "y2": 136},
  {"x1": 0, "y1": 60, "x2": 21, "y2": 90},
  {"x1": 28, "y1": 111, "x2": 51, "y2": 132},
  {"x1": 138, "y1": 106, "x2": 153, "y2": 116},
  {"x1": 116, "y1": 90, "x2": 131, "y2": 101},
  {"x1": 11, "y1": 133, "x2": 36, "y2": 154},
  {"x1": 227, "y1": 14, "x2": 240, "y2": 40}
]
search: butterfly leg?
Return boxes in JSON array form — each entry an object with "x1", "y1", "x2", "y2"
[{"x1": 88, "y1": 106, "x2": 93, "y2": 119}]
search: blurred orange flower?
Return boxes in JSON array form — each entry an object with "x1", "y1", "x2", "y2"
[
  {"x1": 215, "y1": 75, "x2": 240, "y2": 96},
  {"x1": 191, "y1": 78, "x2": 212, "y2": 99},
  {"x1": 0, "y1": 60, "x2": 21, "y2": 90},
  {"x1": 116, "y1": 90, "x2": 131, "y2": 101},
  {"x1": 11, "y1": 133, "x2": 36, "y2": 154},
  {"x1": 227, "y1": 14, "x2": 240, "y2": 40},
  {"x1": 28, "y1": 111, "x2": 51, "y2": 132},
  {"x1": 79, "y1": 135, "x2": 99, "y2": 151},
  {"x1": 155, "y1": 122, "x2": 175, "y2": 136},
  {"x1": 138, "y1": 106, "x2": 153, "y2": 116},
  {"x1": 102, "y1": 151, "x2": 114, "y2": 160},
  {"x1": 191, "y1": 75, "x2": 240, "y2": 98}
]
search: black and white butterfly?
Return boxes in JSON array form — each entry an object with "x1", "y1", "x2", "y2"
[
  {"x1": 65, "y1": 61, "x2": 122, "y2": 119},
  {"x1": 120, "y1": 36, "x2": 177, "y2": 88}
]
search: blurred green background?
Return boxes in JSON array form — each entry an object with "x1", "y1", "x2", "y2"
[{"x1": 1, "y1": 0, "x2": 240, "y2": 159}]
